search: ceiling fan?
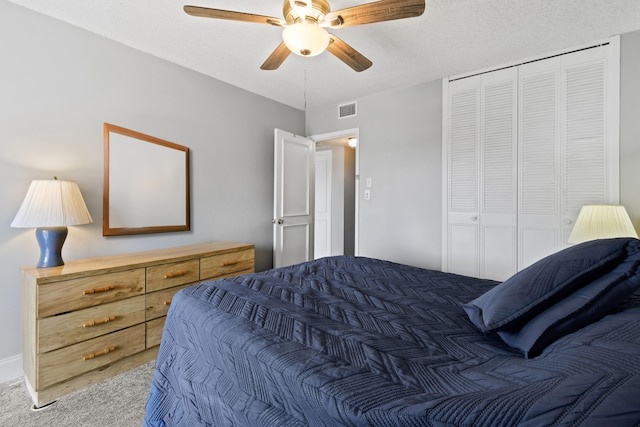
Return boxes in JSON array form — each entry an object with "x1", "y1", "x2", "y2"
[{"x1": 183, "y1": 0, "x2": 426, "y2": 72}]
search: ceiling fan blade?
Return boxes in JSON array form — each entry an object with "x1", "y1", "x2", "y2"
[
  {"x1": 184, "y1": 5, "x2": 285, "y2": 26},
  {"x1": 261, "y1": 42, "x2": 292, "y2": 70},
  {"x1": 326, "y1": 35, "x2": 372, "y2": 72},
  {"x1": 324, "y1": 0, "x2": 425, "y2": 28}
]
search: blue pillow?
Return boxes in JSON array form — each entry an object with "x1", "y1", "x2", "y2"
[
  {"x1": 497, "y1": 247, "x2": 640, "y2": 358},
  {"x1": 463, "y1": 238, "x2": 637, "y2": 332}
]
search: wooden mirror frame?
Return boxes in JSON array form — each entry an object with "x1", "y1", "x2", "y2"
[{"x1": 103, "y1": 123, "x2": 190, "y2": 236}]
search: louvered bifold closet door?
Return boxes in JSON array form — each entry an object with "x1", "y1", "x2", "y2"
[
  {"x1": 480, "y1": 68, "x2": 518, "y2": 281},
  {"x1": 518, "y1": 45, "x2": 616, "y2": 270},
  {"x1": 446, "y1": 76, "x2": 480, "y2": 278},
  {"x1": 518, "y1": 57, "x2": 562, "y2": 268},
  {"x1": 445, "y1": 39, "x2": 619, "y2": 278},
  {"x1": 562, "y1": 46, "x2": 614, "y2": 239},
  {"x1": 446, "y1": 68, "x2": 517, "y2": 280}
]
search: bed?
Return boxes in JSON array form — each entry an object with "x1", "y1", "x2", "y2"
[{"x1": 144, "y1": 238, "x2": 640, "y2": 426}]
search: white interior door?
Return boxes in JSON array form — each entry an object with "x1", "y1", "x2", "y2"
[
  {"x1": 314, "y1": 150, "x2": 332, "y2": 259},
  {"x1": 273, "y1": 129, "x2": 315, "y2": 268}
]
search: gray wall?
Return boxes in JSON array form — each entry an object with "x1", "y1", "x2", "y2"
[
  {"x1": 306, "y1": 81, "x2": 444, "y2": 269},
  {"x1": 0, "y1": 2, "x2": 304, "y2": 366},
  {"x1": 620, "y1": 30, "x2": 640, "y2": 230}
]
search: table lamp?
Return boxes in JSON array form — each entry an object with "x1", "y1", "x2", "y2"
[
  {"x1": 568, "y1": 204, "x2": 638, "y2": 244},
  {"x1": 11, "y1": 177, "x2": 93, "y2": 268}
]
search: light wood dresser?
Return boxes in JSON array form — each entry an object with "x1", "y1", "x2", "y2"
[{"x1": 21, "y1": 241, "x2": 254, "y2": 407}]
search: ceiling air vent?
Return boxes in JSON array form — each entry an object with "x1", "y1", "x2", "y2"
[{"x1": 339, "y1": 102, "x2": 357, "y2": 119}]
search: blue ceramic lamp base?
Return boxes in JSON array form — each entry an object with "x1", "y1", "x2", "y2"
[{"x1": 35, "y1": 226, "x2": 68, "y2": 268}]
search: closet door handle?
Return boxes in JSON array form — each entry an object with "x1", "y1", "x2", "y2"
[{"x1": 471, "y1": 215, "x2": 478, "y2": 221}]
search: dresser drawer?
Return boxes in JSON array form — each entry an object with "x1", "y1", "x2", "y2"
[
  {"x1": 146, "y1": 283, "x2": 192, "y2": 321},
  {"x1": 37, "y1": 324, "x2": 145, "y2": 389},
  {"x1": 37, "y1": 269, "x2": 145, "y2": 318},
  {"x1": 146, "y1": 317, "x2": 166, "y2": 348},
  {"x1": 38, "y1": 296, "x2": 146, "y2": 353},
  {"x1": 200, "y1": 249, "x2": 254, "y2": 280},
  {"x1": 147, "y1": 259, "x2": 200, "y2": 292}
]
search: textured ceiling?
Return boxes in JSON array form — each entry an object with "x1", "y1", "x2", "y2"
[{"x1": 7, "y1": 0, "x2": 640, "y2": 110}]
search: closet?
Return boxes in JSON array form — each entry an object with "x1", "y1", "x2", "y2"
[{"x1": 442, "y1": 37, "x2": 620, "y2": 281}]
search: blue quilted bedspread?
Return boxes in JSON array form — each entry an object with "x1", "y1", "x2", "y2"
[{"x1": 144, "y1": 256, "x2": 640, "y2": 426}]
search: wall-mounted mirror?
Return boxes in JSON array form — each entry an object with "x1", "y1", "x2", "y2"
[{"x1": 103, "y1": 123, "x2": 190, "y2": 236}]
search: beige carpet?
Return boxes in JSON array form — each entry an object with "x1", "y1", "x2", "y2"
[{"x1": 0, "y1": 361, "x2": 155, "y2": 427}]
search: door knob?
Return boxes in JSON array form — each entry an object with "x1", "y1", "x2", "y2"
[{"x1": 272, "y1": 218, "x2": 284, "y2": 225}]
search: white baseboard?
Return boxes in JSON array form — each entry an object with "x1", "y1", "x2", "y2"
[{"x1": 0, "y1": 354, "x2": 23, "y2": 383}]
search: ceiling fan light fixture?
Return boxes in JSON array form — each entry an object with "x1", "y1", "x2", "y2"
[{"x1": 283, "y1": 22, "x2": 330, "y2": 57}]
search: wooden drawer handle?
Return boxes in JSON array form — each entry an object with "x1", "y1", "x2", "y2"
[
  {"x1": 83, "y1": 346, "x2": 116, "y2": 361},
  {"x1": 222, "y1": 261, "x2": 239, "y2": 267},
  {"x1": 83, "y1": 285, "x2": 115, "y2": 295},
  {"x1": 163, "y1": 300, "x2": 172, "y2": 306},
  {"x1": 82, "y1": 316, "x2": 116, "y2": 328},
  {"x1": 164, "y1": 270, "x2": 189, "y2": 279}
]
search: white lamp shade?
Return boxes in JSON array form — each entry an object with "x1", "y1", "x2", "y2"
[
  {"x1": 568, "y1": 204, "x2": 637, "y2": 244},
  {"x1": 11, "y1": 179, "x2": 93, "y2": 228},
  {"x1": 282, "y1": 22, "x2": 330, "y2": 57}
]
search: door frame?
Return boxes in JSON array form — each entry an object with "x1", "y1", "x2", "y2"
[{"x1": 309, "y1": 128, "x2": 360, "y2": 256}]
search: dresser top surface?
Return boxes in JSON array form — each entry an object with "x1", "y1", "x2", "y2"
[{"x1": 21, "y1": 242, "x2": 254, "y2": 282}]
